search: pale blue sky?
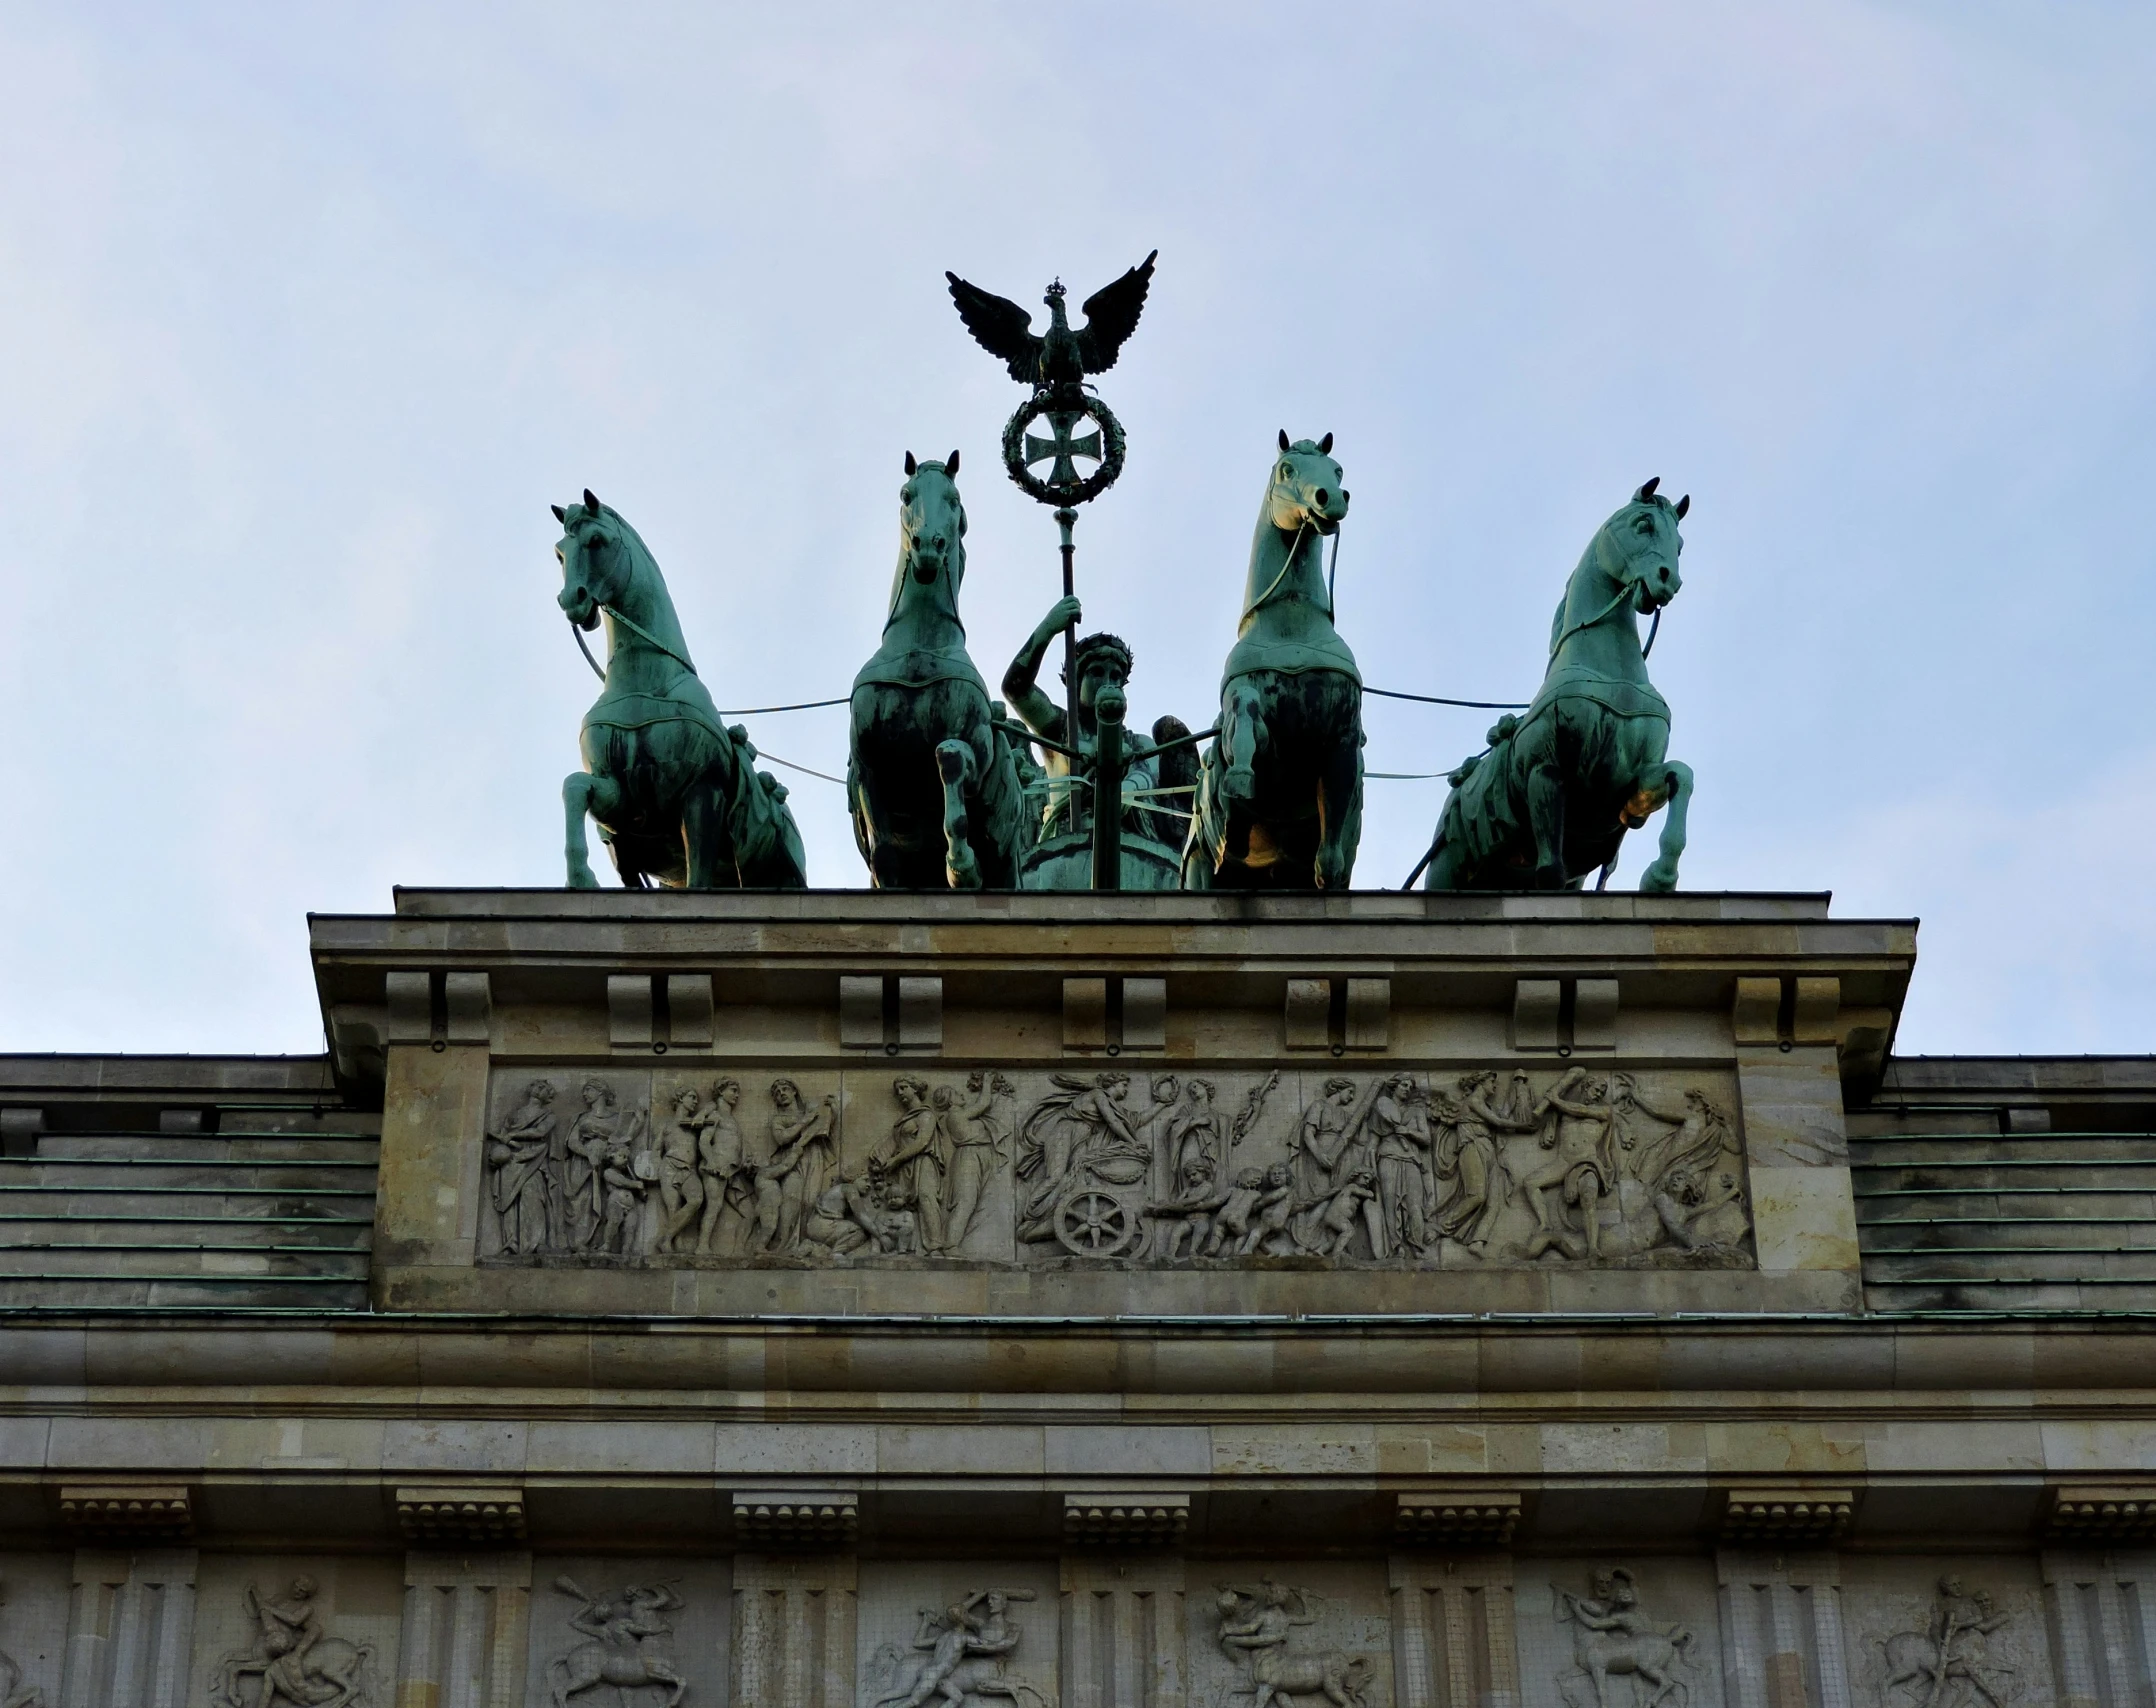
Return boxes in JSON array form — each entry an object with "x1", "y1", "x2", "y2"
[{"x1": 1, "y1": 3, "x2": 2151, "y2": 1057}]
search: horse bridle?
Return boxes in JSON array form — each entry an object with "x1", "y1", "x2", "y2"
[{"x1": 569, "y1": 601, "x2": 697, "y2": 683}]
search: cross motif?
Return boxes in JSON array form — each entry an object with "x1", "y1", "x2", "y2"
[{"x1": 1023, "y1": 410, "x2": 1104, "y2": 488}]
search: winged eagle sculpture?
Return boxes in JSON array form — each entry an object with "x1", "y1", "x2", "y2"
[{"x1": 945, "y1": 250, "x2": 1158, "y2": 401}]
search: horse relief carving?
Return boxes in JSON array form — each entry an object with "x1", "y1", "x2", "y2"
[
  {"x1": 211, "y1": 1576, "x2": 374, "y2": 1708},
  {"x1": 1551, "y1": 1568, "x2": 1697, "y2": 1708},
  {"x1": 481, "y1": 1066, "x2": 1746, "y2": 1271},
  {"x1": 1211, "y1": 1581, "x2": 1373, "y2": 1708},
  {"x1": 1874, "y1": 1576, "x2": 2022, "y2": 1708},
  {"x1": 546, "y1": 1577, "x2": 688, "y2": 1708},
  {"x1": 863, "y1": 1588, "x2": 1048, "y2": 1708}
]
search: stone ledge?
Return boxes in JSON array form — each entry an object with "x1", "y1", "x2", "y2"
[
  {"x1": 732, "y1": 1489, "x2": 859, "y2": 1547},
  {"x1": 394, "y1": 1483, "x2": 527, "y2": 1543},
  {"x1": 1718, "y1": 1487, "x2": 1854, "y2": 1543},
  {"x1": 58, "y1": 1482, "x2": 194, "y2": 1540},
  {"x1": 1394, "y1": 1489, "x2": 1520, "y2": 1546},
  {"x1": 2046, "y1": 1483, "x2": 2156, "y2": 1543},
  {"x1": 1062, "y1": 1492, "x2": 1190, "y2": 1547}
]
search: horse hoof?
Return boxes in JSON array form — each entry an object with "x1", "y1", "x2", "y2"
[
  {"x1": 1222, "y1": 764, "x2": 1256, "y2": 803},
  {"x1": 1640, "y1": 859, "x2": 1679, "y2": 893},
  {"x1": 566, "y1": 864, "x2": 601, "y2": 891}
]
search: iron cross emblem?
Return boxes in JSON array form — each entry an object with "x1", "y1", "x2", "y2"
[{"x1": 1023, "y1": 409, "x2": 1104, "y2": 488}]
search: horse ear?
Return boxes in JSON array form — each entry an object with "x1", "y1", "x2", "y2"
[
  {"x1": 1318, "y1": 432, "x2": 1333, "y2": 454},
  {"x1": 946, "y1": 449, "x2": 960, "y2": 475},
  {"x1": 1278, "y1": 429, "x2": 1290, "y2": 452},
  {"x1": 1635, "y1": 476, "x2": 1660, "y2": 502},
  {"x1": 1674, "y1": 493, "x2": 1690, "y2": 520},
  {"x1": 583, "y1": 487, "x2": 601, "y2": 512},
  {"x1": 904, "y1": 451, "x2": 917, "y2": 475},
  {"x1": 551, "y1": 504, "x2": 566, "y2": 523}
]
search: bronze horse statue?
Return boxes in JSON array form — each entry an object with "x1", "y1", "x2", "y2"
[
  {"x1": 1186, "y1": 433, "x2": 1364, "y2": 888},
  {"x1": 1422, "y1": 479, "x2": 1694, "y2": 891},
  {"x1": 555, "y1": 490, "x2": 807, "y2": 889},
  {"x1": 848, "y1": 452, "x2": 1032, "y2": 888}
]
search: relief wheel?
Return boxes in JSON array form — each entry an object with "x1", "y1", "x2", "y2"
[{"x1": 1053, "y1": 1186, "x2": 1140, "y2": 1258}]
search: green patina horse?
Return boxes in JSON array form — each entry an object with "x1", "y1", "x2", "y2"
[
  {"x1": 1423, "y1": 478, "x2": 1694, "y2": 892},
  {"x1": 848, "y1": 453, "x2": 1032, "y2": 888},
  {"x1": 1186, "y1": 432, "x2": 1364, "y2": 889},
  {"x1": 555, "y1": 490, "x2": 807, "y2": 890}
]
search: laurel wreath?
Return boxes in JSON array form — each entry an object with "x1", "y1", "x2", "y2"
[{"x1": 1000, "y1": 391, "x2": 1127, "y2": 507}]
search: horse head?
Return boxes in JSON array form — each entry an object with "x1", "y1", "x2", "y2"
[
  {"x1": 554, "y1": 487, "x2": 634, "y2": 631},
  {"x1": 899, "y1": 450, "x2": 966, "y2": 590},
  {"x1": 1593, "y1": 476, "x2": 1690, "y2": 615},
  {"x1": 1268, "y1": 429, "x2": 1349, "y2": 536}
]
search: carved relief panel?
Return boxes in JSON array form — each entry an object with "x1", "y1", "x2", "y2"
[
  {"x1": 1514, "y1": 1558, "x2": 1726, "y2": 1708},
  {"x1": 525, "y1": 1557, "x2": 728, "y2": 1708},
  {"x1": 478, "y1": 1065, "x2": 1751, "y2": 1273},
  {"x1": 1839, "y1": 1559, "x2": 2056, "y2": 1708},
  {"x1": 855, "y1": 1561, "x2": 1059, "y2": 1708},
  {"x1": 1186, "y1": 1564, "x2": 1394, "y2": 1708},
  {"x1": 191, "y1": 1555, "x2": 401, "y2": 1708}
]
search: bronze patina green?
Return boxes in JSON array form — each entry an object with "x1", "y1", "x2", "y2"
[
  {"x1": 1001, "y1": 599, "x2": 1189, "y2": 889},
  {"x1": 1422, "y1": 479, "x2": 1695, "y2": 891},
  {"x1": 555, "y1": 491, "x2": 807, "y2": 890},
  {"x1": 847, "y1": 453, "x2": 1033, "y2": 889},
  {"x1": 1186, "y1": 433, "x2": 1365, "y2": 890}
]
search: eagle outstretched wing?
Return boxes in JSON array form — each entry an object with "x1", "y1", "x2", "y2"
[
  {"x1": 1076, "y1": 249, "x2": 1158, "y2": 374},
  {"x1": 945, "y1": 272, "x2": 1040, "y2": 383}
]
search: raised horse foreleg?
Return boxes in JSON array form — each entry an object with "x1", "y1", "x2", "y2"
[
  {"x1": 563, "y1": 771, "x2": 622, "y2": 890},
  {"x1": 936, "y1": 739, "x2": 981, "y2": 890},
  {"x1": 1637, "y1": 760, "x2": 1694, "y2": 893}
]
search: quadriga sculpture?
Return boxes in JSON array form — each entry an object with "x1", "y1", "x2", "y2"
[
  {"x1": 1186, "y1": 433, "x2": 1364, "y2": 889},
  {"x1": 1422, "y1": 479, "x2": 1694, "y2": 891},
  {"x1": 848, "y1": 451, "x2": 1032, "y2": 888},
  {"x1": 555, "y1": 490, "x2": 807, "y2": 889}
]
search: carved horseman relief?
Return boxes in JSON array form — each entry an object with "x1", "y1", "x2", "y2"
[
  {"x1": 1868, "y1": 1575, "x2": 2033, "y2": 1708},
  {"x1": 478, "y1": 1066, "x2": 1748, "y2": 1271},
  {"x1": 1210, "y1": 1581, "x2": 1376, "y2": 1708},
  {"x1": 210, "y1": 1577, "x2": 376, "y2": 1708},
  {"x1": 862, "y1": 1589, "x2": 1050, "y2": 1708},
  {"x1": 545, "y1": 1577, "x2": 690, "y2": 1708},
  {"x1": 1551, "y1": 1568, "x2": 1698, "y2": 1708}
]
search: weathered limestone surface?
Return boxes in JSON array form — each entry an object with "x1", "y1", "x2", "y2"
[{"x1": 4, "y1": 891, "x2": 2156, "y2": 1704}]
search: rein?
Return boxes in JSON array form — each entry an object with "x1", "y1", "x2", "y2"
[
  {"x1": 569, "y1": 602, "x2": 699, "y2": 683},
  {"x1": 1242, "y1": 519, "x2": 1318, "y2": 620}
]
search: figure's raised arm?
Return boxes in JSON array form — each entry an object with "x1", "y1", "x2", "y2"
[{"x1": 1002, "y1": 596, "x2": 1082, "y2": 741}]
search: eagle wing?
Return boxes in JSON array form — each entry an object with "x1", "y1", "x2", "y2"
[
  {"x1": 1075, "y1": 249, "x2": 1158, "y2": 374},
  {"x1": 945, "y1": 271, "x2": 1040, "y2": 383}
]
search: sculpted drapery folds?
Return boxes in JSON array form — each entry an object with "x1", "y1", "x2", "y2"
[
  {"x1": 484, "y1": 1079, "x2": 557, "y2": 1257},
  {"x1": 479, "y1": 1065, "x2": 1747, "y2": 1271},
  {"x1": 764, "y1": 1078, "x2": 839, "y2": 1255}
]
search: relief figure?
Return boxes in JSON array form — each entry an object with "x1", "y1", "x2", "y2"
[
  {"x1": 1213, "y1": 1581, "x2": 1370, "y2": 1708},
  {"x1": 653, "y1": 1087, "x2": 707, "y2": 1255},
  {"x1": 938, "y1": 1071, "x2": 1016, "y2": 1252},
  {"x1": 485, "y1": 1079, "x2": 558, "y2": 1256},
  {"x1": 1879, "y1": 1576, "x2": 2014, "y2": 1708},
  {"x1": 0, "y1": 1581, "x2": 37, "y2": 1708},
  {"x1": 876, "y1": 1076, "x2": 949, "y2": 1253},
  {"x1": 1433, "y1": 1070, "x2": 1537, "y2": 1251},
  {"x1": 763, "y1": 1078, "x2": 839, "y2": 1254},
  {"x1": 1293, "y1": 1077, "x2": 1359, "y2": 1204},
  {"x1": 1015, "y1": 1073, "x2": 1152, "y2": 1252},
  {"x1": 694, "y1": 1077, "x2": 749, "y2": 1254},
  {"x1": 211, "y1": 1575, "x2": 374, "y2": 1708},
  {"x1": 1551, "y1": 1567, "x2": 1695, "y2": 1708},
  {"x1": 866, "y1": 1588, "x2": 1047, "y2": 1708},
  {"x1": 559, "y1": 1080, "x2": 630, "y2": 1251},
  {"x1": 546, "y1": 1577, "x2": 688, "y2": 1708},
  {"x1": 1517, "y1": 1069, "x2": 1620, "y2": 1262}
]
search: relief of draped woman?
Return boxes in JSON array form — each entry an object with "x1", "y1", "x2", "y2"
[
  {"x1": 876, "y1": 1075, "x2": 948, "y2": 1253},
  {"x1": 557, "y1": 1079, "x2": 623, "y2": 1250},
  {"x1": 765, "y1": 1078, "x2": 839, "y2": 1253},
  {"x1": 486, "y1": 1079, "x2": 558, "y2": 1255}
]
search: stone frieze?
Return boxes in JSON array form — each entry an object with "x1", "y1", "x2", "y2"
[{"x1": 478, "y1": 1064, "x2": 1752, "y2": 1272}]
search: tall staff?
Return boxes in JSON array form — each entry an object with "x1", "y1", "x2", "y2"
[{"x1": 944, "y1": 252, "x2": 1157, "y2": 819}]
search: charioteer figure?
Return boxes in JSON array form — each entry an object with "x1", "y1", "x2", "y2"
[{"x1": 1003, "y1": 595, "x2": 1192, "y2": 846}]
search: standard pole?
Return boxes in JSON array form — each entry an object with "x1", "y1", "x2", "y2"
[
  {"x1": 1054, "y1": 505, "x2": 1079, "y2": 827},
  {"x1": 1091, "y1": 693, "x2": 1125, "y2": 892}
]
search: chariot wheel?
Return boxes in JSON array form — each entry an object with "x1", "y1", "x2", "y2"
[{"x1": 1054, "y1": 1186, "x2": 1140, "y2": 1259}]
